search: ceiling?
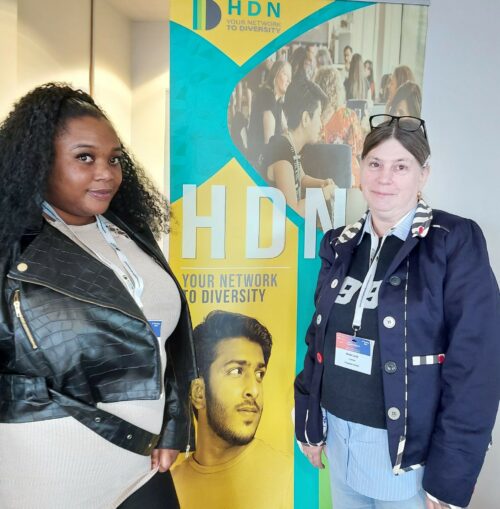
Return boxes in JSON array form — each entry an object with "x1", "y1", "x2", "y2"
[{"x1": 105, "y1": 0, "x2": 169, "y2": 21}]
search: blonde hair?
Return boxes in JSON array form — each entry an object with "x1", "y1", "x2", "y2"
[{"x1": 315, "y1": 65, "x2": 345, "y2": 113}]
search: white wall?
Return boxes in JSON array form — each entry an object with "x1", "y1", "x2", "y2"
[
  {"x1": 423, "y1": 0, "x2": 499, "y2": 279},
  {"x1": 423, "y1": 1, "x2": 500, "y2": 507},
  {"x1": 131, "y1": 21, "x2": 169, "y2": 194},
  {"x1": 17, "y1": 0, "x2": 90, "y2": 95},
  {"x1": 0, "y1": 0, "x2": 17, "y2": 120},
  {"x1": 93, "y1": 0, "x2": 132, "y2": 145},
  {"x1": 2, "y1": 0, "x2": 133, "y2": 149}
]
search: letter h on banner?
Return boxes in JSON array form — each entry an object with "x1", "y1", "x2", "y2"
[{"x1": 182, "y1": 184, "x2": 226, "y2": 258}]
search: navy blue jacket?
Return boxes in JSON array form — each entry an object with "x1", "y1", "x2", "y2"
[{"x1": 295, "y1": 204, "x2": 499, "y2": 507}]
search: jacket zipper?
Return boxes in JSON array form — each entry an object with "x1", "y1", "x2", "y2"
[
  {"x1": 9, "y1": 277, "x2": 162, "y2": 388},
  {"x1": 12, "y1": 290, "x2": 38, "y2": 349}
]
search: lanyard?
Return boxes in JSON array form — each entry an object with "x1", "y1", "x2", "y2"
[
  {"x1": 351, "y1": 213, "x2": 408, "y2": 334},
  {"x1": 285, "y1": 132, "x2": 303, "y2": 202},
  {"x1": 42, "y1": 202, "x2": 144, "y2": 309}
]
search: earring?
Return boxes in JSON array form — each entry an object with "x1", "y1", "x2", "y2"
[{"x1": 417, "y1": 191, "x2": 422, "y2": 200}]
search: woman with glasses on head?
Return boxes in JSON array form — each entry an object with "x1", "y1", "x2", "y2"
[{"x1": 295, "y1": 115, "x2": 499, "y2": 509}]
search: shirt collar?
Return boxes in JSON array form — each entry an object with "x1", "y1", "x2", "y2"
[
  {"x1": 336, "y1": 198, "x2": 433, "y2": 246},
  {"x1": 358, "y1": 207, "x2": 416, "y2": 245}
]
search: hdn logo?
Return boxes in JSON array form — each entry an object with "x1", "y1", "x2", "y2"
[{"x1": 193, "y1": 0, "x2": 222, "y2": 30}]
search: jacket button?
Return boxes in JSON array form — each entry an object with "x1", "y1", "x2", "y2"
[
  {"x1": 384, "y1": 361, "x2": 397, "y2": 374},
  {"x1": 94, "y1": 417, "x2": 101, "y2": 423},
  {"x1": 316, "y1": 314, "x2": 322, "y2": 325},
  {"x1": 316, "y1": 352, "x2": 323, "y2": 364},
  {"x1": 17, "y1": 263, "x2": 28, "y2": 272},
  {"x1": 387, "y1": 407, "x2": 401, "y2": 420},
  {"x1": 331, "y1": 279, "x2": 338, "y2": 289},
  {"x1": 383, "y1": 316, "x2": 396, "y2": 328},
  {"x1": 127, "y1": 434, "x2": 133, "y2": 440},
  {"x1": 389, "y1": 276, "x2": 401, "y2": 286}
]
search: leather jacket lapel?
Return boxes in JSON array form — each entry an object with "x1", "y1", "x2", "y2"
[{"x1": 8, "y1": 222, "x2": 144, "y2": 321}]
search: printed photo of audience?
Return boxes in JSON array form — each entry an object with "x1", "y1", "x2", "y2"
[{"x1": 228, "y1": 3, "x2": 427, "y2": 219}]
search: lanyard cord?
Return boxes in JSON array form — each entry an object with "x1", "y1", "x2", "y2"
[
  {"x1": 351, "y1": 213, "x2": 408, "y2": 334},
  {"x1": 95, "y1": 215, "x2": 144, "y2": 307},
  {"x1": 284, "y1": 132, "x2": 302, "y2": 202},
  {"x1": 42, "y1": 202, "x2": 144, "y2": 309},
  {"x1": 351, "y1": 234, "x2": 388, "y2": 334}
]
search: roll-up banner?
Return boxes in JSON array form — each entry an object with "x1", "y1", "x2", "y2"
[{"x1": 169, "y1": 1, "x2": 429, "y2": 507}]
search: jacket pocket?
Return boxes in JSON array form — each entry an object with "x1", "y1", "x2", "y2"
[
  {"x1": 12, "y1": 289, "x2": 38, "y2": 350},
  {"x1": 411, "y1": 353, "x2": 445, "y2": 366}
]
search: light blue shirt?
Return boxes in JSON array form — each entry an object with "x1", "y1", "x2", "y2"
[
  {"x1": 326, "y1": 207, "x2": 425, "y2": 501},
  {"x1": 359, "y1": 207, "x2": 416, "y2": 245},
  {"x1": 325, "y1": 413, "x2": 424, "y2": 501}
]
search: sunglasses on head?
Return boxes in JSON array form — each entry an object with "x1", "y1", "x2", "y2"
[{"x1": 369, "y1": 114, "x2": 427, "y2": 139}]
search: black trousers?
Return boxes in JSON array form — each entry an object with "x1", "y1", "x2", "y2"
[{"x1": 118, "y1": 471, "x2": 180, "y2": 509}]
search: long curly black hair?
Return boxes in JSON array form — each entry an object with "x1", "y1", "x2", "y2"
[{"x1": 0, "y1": 82, "x2": 169, "y2": 248}]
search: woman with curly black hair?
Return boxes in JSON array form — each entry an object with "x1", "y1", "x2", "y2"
[{"x1": 0, "y1": 83, "x2": 197, "y2": 508}]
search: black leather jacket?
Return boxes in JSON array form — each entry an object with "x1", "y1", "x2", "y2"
[{"x1": 0, "y1": 212, "x2": 197, "y2": 455}]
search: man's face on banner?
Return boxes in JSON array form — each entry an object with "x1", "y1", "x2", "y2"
[{"x1": 205, "y1": 337, "x2": 266, "y2": 446}]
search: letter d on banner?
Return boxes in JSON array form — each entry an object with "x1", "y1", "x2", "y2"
[{"x1": 246, "y1": 187, "x2": 286, "y2": 259}]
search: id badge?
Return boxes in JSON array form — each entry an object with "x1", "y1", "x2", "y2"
[
  {"x1": 334, "y1": 332, "x2": 374, "y2": 375},
  {"x1": 148, "y1": 320, "x2": 162, "y2": 340}
]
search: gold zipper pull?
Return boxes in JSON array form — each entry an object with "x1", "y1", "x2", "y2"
[
  {"x1": 13, "y1": 290, "x2": 38, "y2": 350},
  {"x1": 13, "y1": 291, "x2": 22, "y2": 317}
]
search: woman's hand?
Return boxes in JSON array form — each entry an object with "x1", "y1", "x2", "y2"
[
  {"x1": 151, "y1": 448, "x2": 179, "y2": 472},
  {"x1": 302, "y1": 443, "x2": 325, "y2": 469}
]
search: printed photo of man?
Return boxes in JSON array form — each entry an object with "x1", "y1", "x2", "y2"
[{"x1": 172, "y1": 310, "x2": 292, "y2": 509}]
